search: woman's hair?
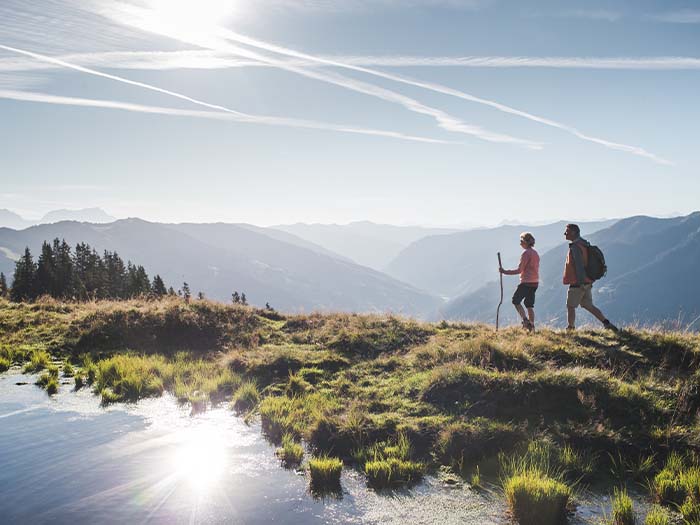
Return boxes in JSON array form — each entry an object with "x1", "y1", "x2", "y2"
[{"x1": 520, "y1": 232, "x2": 535, "y2": 247}]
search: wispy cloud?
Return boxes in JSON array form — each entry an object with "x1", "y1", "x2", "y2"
[
  {"x1": 0, "y1": 88, "x2": 451, "y2": 144},
  {"x1": 101, "y1": 3, "x2": 542, "y2": 149},
  {"x1": 0, "y1": 46, "x2": 449, "y2": 145},
  {"x1": 4, "y1": 50, "x2": 700, "y2": 71},
  {"x1": 153, "y1": 20, "x2": 667, "y2": 164},
  {"x1": 256, "y1": 0, "x2": 490, "y2": 12},
  {"x1": 557, "y1": 9, "x2": 621, "y2": 22},
  {"x1": 649, "y1": 9, "x2": 700, "y2": 24}
]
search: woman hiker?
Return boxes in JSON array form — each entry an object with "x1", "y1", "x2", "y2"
[{"x1": 500, "y1": 232, "x2": 540, "y2": 331}]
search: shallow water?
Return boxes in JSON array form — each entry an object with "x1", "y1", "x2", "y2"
[{"x1": 0, "y1": 369, "x2": 652, "y2": 524}]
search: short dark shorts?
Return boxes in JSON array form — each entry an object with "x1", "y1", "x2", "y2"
[{"x1": 512, "y1": 283, "x2": 538, "y2": 308}]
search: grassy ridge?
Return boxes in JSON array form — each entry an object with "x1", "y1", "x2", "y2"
[{"x1": 2, "y1": 297, "x2": 700, "y2": 501}]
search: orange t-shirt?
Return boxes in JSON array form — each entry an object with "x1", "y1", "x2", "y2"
[{"x1": 563, "y1": 241, "x2": 593, "y2": 285}]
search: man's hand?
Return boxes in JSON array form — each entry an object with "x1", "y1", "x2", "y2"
[{"x1": 499, "y1": 267, "x2": 505, "y2": 274}]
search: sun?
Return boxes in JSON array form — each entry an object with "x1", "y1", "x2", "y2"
[{"x1": 146, "y1": 0, "x2": 236, "y2": 30}]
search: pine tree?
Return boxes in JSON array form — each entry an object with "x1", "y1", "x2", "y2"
[
  {"x1": 197, "y1": 291, "x2": 205, "y2": 300},
  {"x1": 231, "y1": 291, "x2": 240, "y2": 304},
  {"x1": 103, "y1": 250, "x2": 126, "y2": 299},
  {"x1": 35, "y1": 241, "x2": 56, "y2": 297},
  {"x1": 10, "y1": 247, "x2": 37, "y2": 301},
  {"x1": 53, "y1": 239, "x2": 74, "y2": 298},
  {"x1": 167, "y1": 286, "x2": 176, "y2": 296},
  {"x1": 181, "y1": 282, "x2": 191, "y2": 303},
  {"x1": 240, "y1": 292, "x2": 247, "y2": 306},
  {"x1": 151, "y1": 275, "x2": 167, "y2": 297},
  {"x1": 265, "y1": 302, "x2": 273, "y2": 311},
  {"x1": 0, "y1": 272, "x2": 8, "y2": 298}
]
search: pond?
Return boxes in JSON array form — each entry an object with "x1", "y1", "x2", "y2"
[{"x1": 0, "y1": 370, "x2": 650, "y2": 524}]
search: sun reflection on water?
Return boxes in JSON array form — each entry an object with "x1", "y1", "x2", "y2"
[{"x1": 170, "y1": 425, "x2": 228, "y2": 493}]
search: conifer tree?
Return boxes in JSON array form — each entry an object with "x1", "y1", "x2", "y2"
[
  {"x1": 231, "y1": 291, "x2": 240, "y2": 304},
  {"x1": 240, "y1": 292, "x2": 247, "y2": 306},
  {"x1": 10, "y1": 247, "x2": 37, "y2": 301},
  {"x1": 35, "y1": 241, "x2": 56, "y2": 297},
  {"x1": 151, "y1": 275, "x2": 167, "y2": 297},
  {"x1": 0, "y1": 272, "x2": 8, "y2": 298},
  {"x1": 197, "y1": 291, "x2": 205, "y2": 300},
  {"x1": 167, "y1": 286, "x2": 176, "y2": 296},
  {"x1": 54, "y1": 239, "x2": 74, "y2": 298},
  {"x1": 181, "y1": 282, "x2": 191, "y2": 303}
]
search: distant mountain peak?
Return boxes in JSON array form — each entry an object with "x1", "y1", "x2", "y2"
[
  {"x1": 0, "y1": 209, "x2": 33, "y2": 230},
  {"x1": 40, "y1": 208, "x2": 116, "y2": 224}
]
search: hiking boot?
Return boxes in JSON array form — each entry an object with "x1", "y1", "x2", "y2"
[
  {"x1": 566, "y1": 326, "x2": 575, "y2": 332},
  {"x1": 522, "y1": 319, "x2": 535, "y2": 332},
  {"x1": 603, "y1": 320, "x2": 619, "y2": 333}
]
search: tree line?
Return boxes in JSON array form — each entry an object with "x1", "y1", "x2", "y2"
[{"x1": 1, "y1": 239, "x2": 172, "y2": 302}]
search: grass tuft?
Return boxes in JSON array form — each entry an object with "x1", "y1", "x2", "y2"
[
  {"x1": 231, "y1": 380, "x2": 260, "y2": 413},
  {"x1": 308, "y1": 455, "x2": 343, "y2": 491},
  {"x1": 364, "y1": 457, "x2": 424, "y2": 488},
  {"x1": 276, "y1": 433, "x2": 304, "y2": 467},
  {"x1": 503, "y1": 469, "x2": 571, "y2": 525},
  {"x1": 643, "y1": 505, "x2": 669, "y2": 525},
  {"x1": 610, "y1": 487, "x2": 635, "y2": 525}
]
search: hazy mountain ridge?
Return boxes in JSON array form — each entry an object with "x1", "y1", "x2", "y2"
[
  {"x1": 272, "y1": 221, "x2": 462, "y2": 271},
  {"x1": 0, "y1": 208, "x2": 116, "y2": 229},
  {"x1": 0, "y1": 219, "x2": 440, "y2": 315},
  {"x1": 385, "y1": 219, "x2": 618, "y2": 298},
  {"x1": 442, "y1": 212, "x2": 700, "y2": 327}
]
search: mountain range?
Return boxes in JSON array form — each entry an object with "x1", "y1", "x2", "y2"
[
  {"x1": 0, "y1": 208, "x2": 116, "y2": 229},
  {"x1": 272, "y1": 221, "x2": 461, "y2": 270},
  {"x1": 1, "y1": 213, "x2": 697, "y2": 327},
  {"x1": 442, "y1": 213, "x2": 700, "y2": 328},
  {"x1": 384, "y1": 219, "x2": 617, "y2": 298},
  {"x1": 0, "y1": 219, "x2": 439, "y2": 315}
]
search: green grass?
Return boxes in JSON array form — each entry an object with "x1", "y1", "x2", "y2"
[
  {"x1": 4, "y1": 299, "x2": 700, "y2": 508},
  {"x1": 308, "y1": 455, "x2": 343, "y2": 490},
  {"x1": 679, "y1": 497, "x2": 700, "y2": 523},
  {"x1": 653, "y1": 453, "x2": 691, "y2": 506},
  {"x1": 23, "y1": 349, "x2": 51, "y2": 373},
  {"x1": 62, "y1": 361, "x2": 74, "y2": 377},
  {"x1": 364, "y1": 457, "x2": 424, "y2": 488},
  {"x1": 230, "y1": 380, "x2": 260, "y2": 413},
  {"x1": 611, "y1": 487, "x2": 636, "y2": 525},
  {"x1": 643, "y1": 506, "x2": 670, "y2": 525},
  {"x1": 276, "y1": 433, "x2": 304, "y2": 467},
  {"x1": 470, "y1": 465, "x2": 482, "y2": 488},
  {"x1": 0, "y1": 356, "x2": 10, "y2": 372},
  {"x1": 35, "y1": 365, "x2": 59, "y2": 395},
  {"x1": 503, "y1": 470, "x2": 571, "y2": 525}
]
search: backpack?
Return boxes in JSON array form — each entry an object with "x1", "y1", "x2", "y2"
[{"x1": 585, "y1": 245, "x2": 607, "y2": 281}]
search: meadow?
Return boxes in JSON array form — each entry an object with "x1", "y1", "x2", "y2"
[{"x1": 1, "y1": 296, "x2": 699, "y2": 524}]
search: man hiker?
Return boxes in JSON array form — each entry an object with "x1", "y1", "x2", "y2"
[
  {"x1": 500, "y1": 232, "x2": 539, "y2": 331},
  {"x1": 563, "y1": 223, "x2": 618, "y2": 332}
]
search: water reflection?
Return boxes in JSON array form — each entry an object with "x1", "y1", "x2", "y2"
[
  {"x1": 1, "y1": 370, "x2": 635, "y2": 524},
  {"x1": 170, "y1": 425, "x2": 227, "y2": 493}
]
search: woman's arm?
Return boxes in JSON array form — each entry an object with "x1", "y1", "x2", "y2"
[{"x1": 500, "y1": 252, "x2": 526, "y2": 275}]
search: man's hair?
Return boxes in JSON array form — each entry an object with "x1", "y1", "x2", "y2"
[
  {"x1": 566, "y1": 223, "x2": 581, "y2": 236},
  {"x1": 520, "y1": 232, "x2": 535, "y2": 247}
]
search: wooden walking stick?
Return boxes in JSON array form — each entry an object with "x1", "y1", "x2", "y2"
[{"x1": 496, "y1": 252, "x2": 503, "y2": 331}]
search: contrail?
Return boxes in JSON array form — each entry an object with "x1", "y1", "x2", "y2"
[
  {"x1": 101, "y1": 3, "x2": 543, "y2": 149},
  {"x1": 0, "y1": 45, "x2": 449, "y2": 144},
  {"x1": 3, "y1": 51, "x2": 700, "y2": 72},
  {"x1": 210, "y1": 28, "x2": 672, "y2": 165}
]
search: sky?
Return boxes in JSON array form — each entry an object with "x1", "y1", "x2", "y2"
[{"x1": 0, "y1": 0, "x2": 698, "y2": 227}]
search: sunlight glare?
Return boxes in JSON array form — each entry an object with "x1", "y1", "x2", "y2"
[
  {"x1": 146, "y1": 0, "x2": 236, "y2": 31},
  {"x1": 171, "y1": 426, "x2": 227, "y2": 493}
]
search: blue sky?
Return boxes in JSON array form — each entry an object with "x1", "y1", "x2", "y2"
[{"x1": 0, "y1": 0, "x2": 698, "y2": 226}]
